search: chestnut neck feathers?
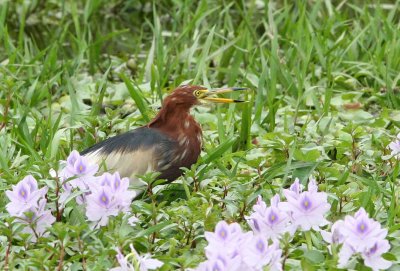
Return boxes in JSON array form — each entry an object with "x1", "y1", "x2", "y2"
[
  {"x1": 147, "y1": 86, "x2": 204, "y2": 168},
  {"x1": 148, "y1": 86, "x2": 204, "y2": 143}
]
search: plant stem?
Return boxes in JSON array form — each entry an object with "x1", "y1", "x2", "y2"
[
  {"x1": 57, "y1": 240, "x2": 65, "y2": 271},
  {"x1": 4, "y1": 238, "x2": 12, "y2": 271},
  {"x1": 0, "y1": 91, "x2": 11, "y2": 132},
  {"x1": 305, "y1": 231, "x2": 312, "y2": 250},
  {"x1": 78, "y1": 236, "x2": 87, "y2": 271},
  {"x1": 55, "y1": 174, "x2": 62, "y2": 221}
]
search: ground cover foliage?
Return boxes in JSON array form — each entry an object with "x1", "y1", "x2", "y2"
[{"x1": 1, "y1": 0, "x2": 400, "y2": 270}]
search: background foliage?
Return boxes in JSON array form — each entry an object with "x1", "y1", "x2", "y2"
[{"x1": 1, "y1": 0, "x2": 400, "y2": 270}]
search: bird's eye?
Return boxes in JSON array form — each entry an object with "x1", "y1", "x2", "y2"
[{"x1": 193, "y1": 90, "x2": 201, "y2": 97}]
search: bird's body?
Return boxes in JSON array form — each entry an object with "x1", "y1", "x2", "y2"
[{"x1": 81, "y1": 85, "x2": 245, "y2": 190}]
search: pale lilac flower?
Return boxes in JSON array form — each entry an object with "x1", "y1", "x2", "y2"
[
  {"x1": 58, "y1": 150, "x2": 99, "y2": 205},
  {"x1": 246, "y1": 195, "x2": 290, "y2": 240},
  {"x1": 66, "y1": 150, "x2": 80, "y2": 167},
  {"x1": 6, "y1": 175, "x2": 48, "y2": 216},
  {"x1": 60, "y1": 150, "x2": 98, "y2": 190},
  {"x1": 97, "y1": 172, "x2": 136, "y2": 211},
  {"x1": 15, "y1": 199, "x2": 55, "y2": 242},
  {"x1": 320, "y1": 220, "x2": 346, "y2": 255},
  {"x1": 195, "y1": 254, "x2": 242, "y2": 271},
  {"x1": 128, "y1": 215, "x2": 139, "y2": 226},
  {"x1": 85, "y1": 186, "x2": 120, "y2": 227},
  {"x1": 64, "y1": 150, "x2": 98, "y2": 177},
  {"x1": 6, "y1": 176, "x2": 54, "y2": 242},
  {"x1": 204, "y1": 221, "x2": 251, "y2": 258},
  {"x1": 338, "y1": 242, "x2": 356, "y2": 268},
  {"x1": 340, "y1": 208, "x2": 387, "y2": 252},
  {"x1": 198, "y1": 221, "x2": 282, "y2": 271},
  {"x1": 67, "y1": 171, "x2": 134, "y2": 228},
  {"x1": 59, "y1": 150, "x2": 99, "y2": 205},
  {"x1": 85, "y1": 172, "x2": 136, "y2": 227},
  {"x1": 268, "y1": 241, "x2": 283, "y2": 271},
  {"x1": 284, "y1": 178, "x2": 302, "y2": 199},
  {"x1": 242, "y1": 235, "x2": 282, "y2": 271},
  {"x1": 58, "y1": 151, "x2": 136, "y2": 215},
  {"x1": 362, "y1": 240, "x2": 392, "y2": 271},
  {"x1": 59, "y1": 182, "x2": 73, "y2": 206},
  {"x1": 388, "y1": 133, "x2": 400, "y2": 159},
  {"x1": 110, "y1": 245, "x2": 163, "y2": 271},
  {"x1": 321, "y1": 220, "x2": 345, "y2": 245},
  {"x1": 110, "y1": 248, "x2": 134, "y2": 271},
  {"x1": 242, "y1": 235, "x2": 271, "y2": 269},
  {"x1": 280, "y1": 177, "x2": 330, "y2": 231},
  {"x1": 134, "y1": 252, "x2": 164, "y2": 271},
  {"x1": 204, "y1": 221, "x2": 244, "y2": 245},
  {"x1": 327, "y1": 208, "x2": 392, "y2": 270}
]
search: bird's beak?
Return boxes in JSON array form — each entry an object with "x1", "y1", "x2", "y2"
[{"x1": 200, "y1": 87, "x2": 248, "y2": 103}]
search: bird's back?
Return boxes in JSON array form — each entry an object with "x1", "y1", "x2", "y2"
[{"x1": 81, "y1": 127, "x2": 183, "y2": 186}]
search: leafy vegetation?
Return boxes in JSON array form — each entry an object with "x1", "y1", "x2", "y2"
[{"x1": 1, "y1": 0, "x2": 400, "y2": 270}]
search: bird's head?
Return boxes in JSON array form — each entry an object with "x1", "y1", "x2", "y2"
[
  {"x1": 149, "y1": 85, "x2": 248, "y2": 133},
  {"x1": 164, "y1": 85, "x2": 247, "y2": 109}
]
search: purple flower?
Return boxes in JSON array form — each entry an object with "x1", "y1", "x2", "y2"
[
  {"x1": 195, "y1": 254, "x2": 242, "y2": 271},
  {"x1": 127, "y1": 215, "x2": 139, "y2": 226},
  {"x1": 361, "y1": 240, "x2": 392, "y2": 271},
  {"x1": 337, "y1": 208, "x2": 389, "y2": 268},
  {"x1": 64, "y1": 150, "x2": 98, "y2": 177},
  {"x1": 59, "y1": 182, "x2": 73, "y2": 206},
  {"x1": 204, "y1": 221, "x2": 251, "y2": 258},
  {"x1": 205, "y1": 221, "x2": 242, "y2": 245},
  {"x1": 85, "y1": 172, "x2": 136, "y2": 227},
  {"x1": 6, "y1": 176, "x2": 55, "y2": 242},
  {"x1": 242, "y1": 235, "x2": 271, "y2": 268},
  {"x1": 338, "y1": 242, "x2": 356, "y2": 268},
  {"x1": 110, "y1": 248, "x2": 134, "y2": 271},
  {"x1": 198, "y1": 221, "x2": 282, "y2": 271},
  {"x1": 6, "y1": 175, "x2": 48, "y2": 216},
  {"x1": 340, "y1": 208, "x2": 387, "y2": 252},
  {"x1": 97, "y1": 172, "x2": 136, "y2": 211},
  {"x1": 60, "y1": 150, "x2": 98, "y2": 189},
  {"x1": 58, "y1": 151, "x2": 136, "y2": 215},
  {"x1": 268, "y1": 241, "x2": 283, "y2": 271},
  {"x1": 321, "y1": 220, "x2": 345, "y2": 245},
  {"x1": 85, "y1": 186, "x2": 120, "y2": 227},
  {"x1": 59, "y1": 150, "x2": 100, "y2": 205},
  {"x1": 388, "y1": 133, "x2": 400, "y2": 159},
  {"x1": 325, "y1": 208, "x2": 392, "y2": 270},
  {"x1": 134, "y1": 253, "x2": 164, "y2": 271},
  {"x1": 242, "y1": 235, "x2": 282, "y2": 271},
  {"x1": 246, "y1": 195, "x2": 290, "y2": 241},
  {"x1": 15, "y1": 199, "x2": 55, "y2": 242},
  {"x1": 110, "y1": 245, "x2": 163, "y2": 271},
  {"x1": 284, "y1": 178, "x2": 302, "y2": 199},
  {"x1": 280, "y1": 177, "x2": 331, "y2": 231}
]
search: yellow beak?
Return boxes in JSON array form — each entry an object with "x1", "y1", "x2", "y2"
[{"x1": 200, "y1": 87, "x2": 248, "y2": 103}]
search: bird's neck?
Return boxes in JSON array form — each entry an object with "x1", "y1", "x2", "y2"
[
  {"x1": 148, "y1": 106, "x2": 202, "y2": 166},
  {"x1": 148, "y1": 107, "x2": 202, "y2": 143}
]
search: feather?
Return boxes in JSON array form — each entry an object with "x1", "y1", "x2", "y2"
[
  {"x1": 80, "y1": 86, "x2": 209, "y2": 189},
  {"x1": 81, "y1": 127, "x2": 178, "y2": 188}
]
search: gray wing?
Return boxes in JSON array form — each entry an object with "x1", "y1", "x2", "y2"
[{"x1": 81, "y1": 127, "x2": 177, "y2": 184}]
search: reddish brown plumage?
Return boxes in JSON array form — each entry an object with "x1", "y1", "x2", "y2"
[
  {"x1": 148, "y1": 85, "x2": 206, "y2": 177},
  {"x1": 82, "y1": 85, "x2": 245, "y2": 188}
]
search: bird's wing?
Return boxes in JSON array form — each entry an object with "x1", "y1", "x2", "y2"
[{"x1": 81, "y1": 127, "x2": 177, "y2": 187}]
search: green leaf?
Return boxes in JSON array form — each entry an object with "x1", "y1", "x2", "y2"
[
  {"x1": 134, "y1": 221, "x2": 174, "y2": 238},
  {"x1": 303, "y1": 250, "x2": 325, "y2": 264},
  {"x1": 119, "y1": 73, "x2": 150, "y2": 122},
  {"x1": 202, "y1": 136, "x2": 238, "y2": 164}
]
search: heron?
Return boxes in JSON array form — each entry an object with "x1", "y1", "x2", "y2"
[{"x1": 81, "y1": 85, "x2": 247, "y2": 192}]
